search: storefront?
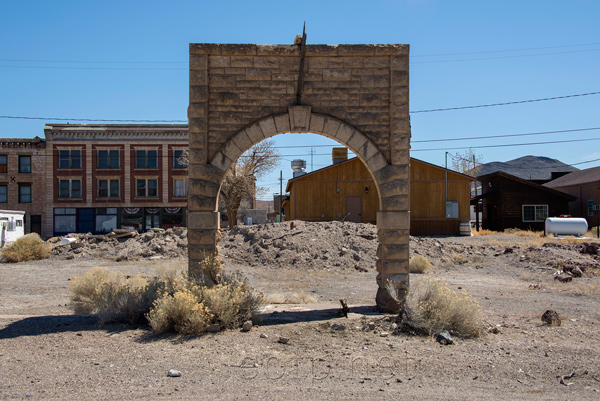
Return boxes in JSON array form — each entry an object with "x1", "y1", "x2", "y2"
[{"x1": 54, "y1": 207, "x2": 185, "y2": 236}]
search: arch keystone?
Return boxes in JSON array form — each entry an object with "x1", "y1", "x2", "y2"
[{"x1": 288, "y1": 106, "x2": 312, "y2": 132}]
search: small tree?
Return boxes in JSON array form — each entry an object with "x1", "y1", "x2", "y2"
[
  {"x1": 451, "y1": 148, "x2": 484, "y2": 177},
  {"x1": 178, "y1": 140, "x2": 280, "y2": 229},
  {"x1": 221, "y1": 140, "x2": 279, "y2": 228}
]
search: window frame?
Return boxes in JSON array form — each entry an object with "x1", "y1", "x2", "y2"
[
  {"x1": 522, "y1": 204, "x2": 548, "y2": 222},
  {"x1": 98, "y1": 178, "x2": 120, "y2": 198},
  {"x1": 136, "y1": 178, "x2": 158, "y2": 198},
  {"x1": 0, "y1": 155, "x2": 7, "y2": 173},
  {"x1": 0, "y1": 184, "x2": 7, "y2": 203},
  {"x1": 135, "y1": 149, "x2": 158, "y2": 169},
  {"x1": 58, "y1": 178, "x2": 82, "y2": 199},
  {"x1": 97, "y1": 149, "x2": 120, "y2": 169},
  {"x1": 173, "y1": 149, "x2": 187, "y2": 169},
  {"x1": 173, "y1": 177, "x2": 188, "y2": 198},
  {"x1": 58, "y1": 149, "x2": 81, "y2": 170},
  {"x1": 19, "y1": 155, "x2": 32, "y2": 173},
  {"x1": 18, "y1": 184, "x2": 31, "y2": 203}
]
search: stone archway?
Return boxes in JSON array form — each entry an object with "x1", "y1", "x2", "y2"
[{"x1": 187, "y1": 43, "x2": 410, "y2": 312}]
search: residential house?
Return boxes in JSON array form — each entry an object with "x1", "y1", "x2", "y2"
[
  {"x1": 477, "y1": 171, "x2": 576, "y2": 232},
  {"x1": 544, "y1": 165, "x2": 600, "y2": 229}
]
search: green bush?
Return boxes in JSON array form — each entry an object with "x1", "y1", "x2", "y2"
[
  {"x1": 2, "y1": 233, "x2": 50, "y2": 263},
  {"x1": 409, "y1": 255, "x2": 431, "y2": 274},
  {"x1": 397, "y1": 277, "x2": 482, "y2": 338}
]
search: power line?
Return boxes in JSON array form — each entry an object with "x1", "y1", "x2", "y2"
[
  {"x1": 410, "y1": 91, "x2": 600, "y2": 114},
  {"x1": 0, "y1": 65, "x2": 186, "y2": 71},
  {"x1": 3, "y1": 89, "x2": 599, "y2": 123},
  {"x1": 412, "y1": 127, "x2": 600, "y2": 143},
  {"x1": 0, "y1": 58, "x2": 187, "y2": 64},
  {"x1": 412, "y1": 137, "x2": 600, "y2": 152},
  {"x1": 412, "y1": 47, "x2": 600, "y2": 64},
  {"x1": 0, "y1": 116, "x2": 187, "y2": 122},
  {"x1": 412, "y1": 42, "x2": 600, "y2": 57}
]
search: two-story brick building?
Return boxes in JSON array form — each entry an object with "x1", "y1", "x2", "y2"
[
  {"x1": 41, "y1": 124, "x2": 189, "y2": 238},
  {"x1": 0, "y1": 137, "x2": 47, "y2": 236}
]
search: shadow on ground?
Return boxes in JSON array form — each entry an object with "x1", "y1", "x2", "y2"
[
  {"x1": 0, "y1": 315, "x2": 138, "y2": 339},
  {"x1": 0, "y1": 305, "x2": 384, "y2": 341}
]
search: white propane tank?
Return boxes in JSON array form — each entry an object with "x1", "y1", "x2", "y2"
[{"x1": 545, "y1": 217, "x2": 588, "y2": 237}]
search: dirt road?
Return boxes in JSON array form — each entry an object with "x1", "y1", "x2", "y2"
[{"x1": 1, "y1": 229, "x2": 600, "y2": 399}]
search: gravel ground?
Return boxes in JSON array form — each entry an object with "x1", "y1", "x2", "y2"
[{"x1": 1, "y1": 224, "x2": 600, "y2": 400}]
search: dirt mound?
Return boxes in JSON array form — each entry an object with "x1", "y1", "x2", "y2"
[{"x1": 220, "y1": 220, "x2": 379, "y2": 271}]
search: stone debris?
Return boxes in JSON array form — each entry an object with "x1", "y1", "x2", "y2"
[
  {"x1": 278, "y1": 336, "x2": 289, "y2": 344},
  {"x1": 435, "y1": 330, "x2": 454, "y2": 345},
  {"x1": 167, "y1": 369, "x2": 181, "y2": 377},
  {"x1": 541, "y1": 309, "x2": 561, "y2": 326},
  {"x1": 241, "y1": 321, "x2": 253, "y2": 332}
]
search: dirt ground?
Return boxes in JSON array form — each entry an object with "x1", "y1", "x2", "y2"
[{"x1": 1, "y1": 223, "x2": 600, "y2": 400}]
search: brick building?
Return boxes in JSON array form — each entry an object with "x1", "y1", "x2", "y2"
[
  {"x1": 0, "y1": 137, "x2": 47, "y2": 235},
  {"x1": 42, "y1": 124, "x2": 189, "y2": 238}
]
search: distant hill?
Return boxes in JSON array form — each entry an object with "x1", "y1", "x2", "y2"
[{"x1": 477, "y1": 155, "x2": 578, "y2": 181}]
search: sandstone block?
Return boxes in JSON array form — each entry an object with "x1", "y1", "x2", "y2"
[
  {"x1": 188, "y1": 211, "x2": 220, "y2": 230},
  {"x1": 377, "y1": 211, "x2": 410, "y2": 229}
]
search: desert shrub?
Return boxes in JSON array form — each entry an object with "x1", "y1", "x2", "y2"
[
  {"x1": 70, "y1": 256, "x2": 264, "y2": 335},
  {"x1": 147, "y1": 286, "x2": 213, "y2": 334},
  {"x1": 2, "y1": 233, "x2": 50, "y2": 263},
  {"x1": 409, "y1": 255, "x2": 431, "y2": 273},
  {"x1": 397, "y1": 277, "x2": 482, "y2": 338},
  {"x1": 146, "y1": 274, "x2": 263, "y2": 334},
  {"x1": 70, "y1": 267, "x2": 161, "y2": 324},
  {"x1": 265, "y1": 290, "x2": 317, "y2": 304},
  {"x1": 192, "y1": 251, "x2": 224, "y2": 285}
]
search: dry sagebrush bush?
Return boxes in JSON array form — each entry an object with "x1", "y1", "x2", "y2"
[
  {"x1": 398, "y1": 277, "x2": 482, "y2": 338},
  {"x1": 2, "y1": 233, "x2": 50, "y2": 263},
  {"x1": 70, "y1": 256, "x2": 264, "y2": 334},
  {"x1": 70, "y1": 267, "x2": 161, "y2": 324},
  {"x1": 146, "y1": 274, "x2": 263, "y2": 334},
  {"x1": 409, "y1": 255, "x2": 431, "y2": 274},
  {"x1": 265, "y1": 290, "x2": 317, "y2": 304}
]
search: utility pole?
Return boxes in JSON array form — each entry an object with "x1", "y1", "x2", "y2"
[
  {"x1": 279, "y1": 170, "x2": 283, "y2": 220},
  {"x1": 310, "y1": 147, "x2": 315, "y2": 171}
]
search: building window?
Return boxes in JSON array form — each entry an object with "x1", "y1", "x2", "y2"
[
  {"x1": 136, "y1": 179, "x2": 158, "y2": 198},
  {"x1": 0, "y1": 185, "x2": 6, "y2": 203},
  {"x1": 0, "y1": 155, "x2": 7, "y2": 173},
  {"x1": 97, "y1": 149, "x2": 120, "y2": 169},
  {"x1": 54, "y1": 208, "x2": 76, "y2": 234},
  {"x1": 522, "y1": 205, "x2": 548, "y2": 222},
  {"x1": 136, "y1": 149, "x2": 158, "y2": 169},
  {"x1": 96, "y1": 208, "x2": 118, "y2": 234},
  {"x1": 98, "y1": 179, "x2": 120, "y2": 198},
  {"x1": 59, "y1": 149, "x2": 81, "y2": 169},
  {"x1": 174, "y1": 178, "x2": 188, "y2": 198},
  {"x1": 59, "y1": 179, "x2": 82, "y2": 199},
  {"x1": 173, "y1": 149, "x2": 187, "y2": 169},
  {"x1": 18, "y1": 184, "x2": 31, "y2": 203},
  {"x1": 19, "y1": 155, "x2": 31, "y2": 173}
]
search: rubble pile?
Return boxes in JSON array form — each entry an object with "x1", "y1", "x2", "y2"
[{"x1": 49, "y1": 227, "x2": 188, "y2": 261}]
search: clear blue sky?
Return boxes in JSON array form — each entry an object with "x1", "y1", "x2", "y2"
[{"x1": 2, "y1": 0, "x2": 599, "y2": 200}]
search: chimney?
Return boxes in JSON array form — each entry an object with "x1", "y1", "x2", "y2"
[{"x1": 332, "y1": 147, "x2": 348, "y2": 165}]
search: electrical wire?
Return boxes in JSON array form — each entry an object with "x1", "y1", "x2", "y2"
[
  {"x1": 412, "y1": 127, "x2": 600, "y2": 143},
  {"x1": 412, "y1": 137, "x2": 600, "y2": 152},
  {"x1": 410, "y1": 91, "x2": 600, "y2": 114}
]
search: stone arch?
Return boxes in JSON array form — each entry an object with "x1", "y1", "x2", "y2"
[
  {"x1": 187, "y1": 43, "x2": 411, "y2": 312},
  {"x1": 209, "y1": 109, "x2": 388, "y2": 210}
]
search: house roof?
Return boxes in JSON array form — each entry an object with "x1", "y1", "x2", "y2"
[
  {"x1": 543, "y1": 165, "x2": 600, "y2": 188},
  {"x1": 478, "y1": 170, "x2": 577, "y2": 201},
  {"x1": 285, "y1": 156, "x2": 475, "y2": 192}
]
